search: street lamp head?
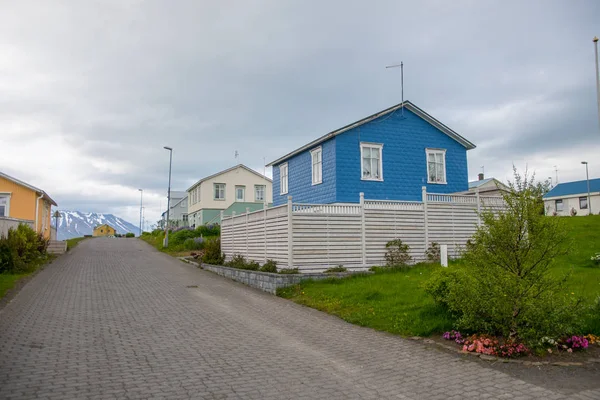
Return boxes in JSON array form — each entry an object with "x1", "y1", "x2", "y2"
[
  {"x1": 138, "y1": 188, "x2": 143, "y2": 191},
  {"x1": 581, "y1": 161, "x2": 588, "y2": 165},
  {"x1": 164, "y1": 146, "x2": 172, "y2": 151}
]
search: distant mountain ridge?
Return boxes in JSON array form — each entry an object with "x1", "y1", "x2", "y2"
[{"x1": 53, "y1": 210, "x2": 140, "y2": 240}]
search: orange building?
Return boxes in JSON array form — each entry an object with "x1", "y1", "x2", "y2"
[
  {"x1": 93, "y1": 224, "x2": 116, "y2": 237},
  {"x1": 0, "y1": 171, "x2": 58, "y2": 239}
]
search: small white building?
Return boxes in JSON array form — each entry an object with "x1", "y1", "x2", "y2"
[
  {"x1": 187, "y1": 164, "x2": 272, "y2": 227},
  {"x1": 463, "y1": 174, "x2": 509, "y2": 197},
  {"x1": 543, "y1": 178, "x2": 600, "y2": 216}
]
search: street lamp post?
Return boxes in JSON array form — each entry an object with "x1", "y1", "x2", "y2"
[
  {"x1": 53, "y1": 210, "x2": 61, "y2": 240},
  {"x1": 164, "y1": 146, "x2": 173, "y2": 247},
  {"x1": 593, "y1": 37, "x2": 600, "y2": 133},
  {"x1": 582, "y1": 161, "x2": 592, "y2": 215},
  {"x1": 138, "y1": 189, "x2": 143, "y2": 237}
]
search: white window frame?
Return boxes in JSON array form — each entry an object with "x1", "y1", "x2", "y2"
[
  {"x1": 214, "y1": 183, "x2": 226, "y2": 201},
  {"x1": 255, "y1": 185, "x2": 266, "y2": 202},
  {"x1": 360, "y1": 143, "x2": 383, "y2": 181},
  {"x1": 311, "y1": 147, "x2": 323, "y2": 185},
  {"x1": 426, "y1": 148, "x2": 447, "y2": 184},
  {"x1": 0, "y1": 193, "x2": 10, "y2": 217},
  {"x1": 280, "y1": 163, "x2": 289, "y2": 195},
  {"x1": 235, "y1": 186, "x2": 245, "y2": 202},
  {"x1": 555, "y1": 199, "x2": 564, "y2": 212}
]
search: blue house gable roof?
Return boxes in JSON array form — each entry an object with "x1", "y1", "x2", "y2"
[
  {"x1": 267, "y1": 101, "x2": 475, "y2": 167},
  {"x1": 269, "y1": 101, "x2": 475, "y2": 206},
  {"x1": 543, "y1": 178, "x2": 600, "y2": 198}
]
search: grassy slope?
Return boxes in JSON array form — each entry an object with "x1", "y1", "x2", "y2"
[
  {"x1": 0, "y1": 273, "x2": 27, "y2": 300},
  {"x1": 279, "y1": 215, "x2": 600, "y2": 337},
  {"x1": 278, "y1": 265, "x2": 453, "y2": 337},
  {"x1": 66, "y1": 237, "x2": 87, "y2": 251}
]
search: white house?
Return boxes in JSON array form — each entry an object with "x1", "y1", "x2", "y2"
[
  {"x1": 161, "y1": 191, "x2": 188, "y2": 228},
  {"x1": 187, "y1": 164, "x2": 272, "y2": 226},
  {"x1": 543, "y1": 178, "x2": 600, "y2": 216},
  {"x1": 462, "y1": 174, "x2": 509, "y2": 197}
]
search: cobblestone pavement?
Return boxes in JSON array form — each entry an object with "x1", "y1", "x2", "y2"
[{"x1": 0, "y1": 238, "x2": 598, "y2": 400}]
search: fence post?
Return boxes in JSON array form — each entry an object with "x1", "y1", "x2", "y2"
[
  {"x1": 360, "y1": 192, "x2": 366, "y2": 267},
  {"x1": 476, "y1": 189, "x2": 481, "y2": 227},
  {"x1": 287, "y1": 196, "x2": 294, "y2": 268},
  {"x1": 232, "y1": 211, "x2": 236, "y2": 255},
  {"x1": 246, "y1": 207, "x2": 250, "y2": 257},
  {"x1": 422, "y1": 186, "x2": 429, "y2": 251},
  {"x1": 263, "y1": 204, "x2": 267, "y2": 264},
  {"x1": 440, "y1": 244, "x2": 448, "y2": 267}
]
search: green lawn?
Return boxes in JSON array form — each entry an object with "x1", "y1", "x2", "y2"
[
  {"x1": 0, "y1": 273, "x2": 28, "y2": 300},
  {"x1": 278, "y1": 264, "x2": 453, "y2": 336},
  {"x1": 66, "y1": 237, "x2": 88, "y2": 251},
  {"x1": 278, "y1": 215, "x2": 600, "y2": 337}
]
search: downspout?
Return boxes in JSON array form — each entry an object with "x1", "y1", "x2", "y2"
[{"x1": 35, "y1": 193, "x2": 44, "y2": 232}]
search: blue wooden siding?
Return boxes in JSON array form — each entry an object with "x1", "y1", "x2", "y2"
[
  {"x1": 335, "y1": 109, "x2": 468, "y2": 203},
  {"x1": 272, "y1": 138, "x2": 337, "y2": 206},
  {"x1": 272, "y1": 108, "x2": 469, "y2": 205}
]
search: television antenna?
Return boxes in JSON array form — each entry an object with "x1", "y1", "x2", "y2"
[{"x1": 386, "y1": 61, "x2": 404, "y2": 117}]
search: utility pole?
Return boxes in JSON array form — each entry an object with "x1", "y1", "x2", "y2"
[
  {"x1": 163, "y1": 146, "x2": 173, "y2": 247},
  {"x1": 594, "y1": 37, "x2": 600, "y2": 133},
  {"x1": 138, "y1": 189, "x2": 143, "y2": 237},
  {"x1": 582, "y1": 161, "x2": 592, "y2": 214}
]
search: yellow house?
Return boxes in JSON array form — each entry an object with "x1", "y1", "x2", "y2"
[
  {"x1": 93, "y1": 224, "x2": 116, "y2": 237},
  {"x1": 0, "y1": 171, "x2": 57, "y2": 239}
]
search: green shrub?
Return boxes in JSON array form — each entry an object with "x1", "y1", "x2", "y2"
[
  {"x1": 125, "y1": 232, "x2": 135, "y2": 238},
  {"x1": 279, "y1": 268, "x2": 299, "y2": 274},
  {"x1": 0, "y1": 224, "x2": 48, "y2": 274},
  {"x1": 259, "y1": 259, "x2": 278, "y2": 273},
  {"x1": 226, "y1": 254, "x2": 247, "y2": 268},
  {"x1": 425, "y1": 242, "x2": 441, "y2": 263},
  {"x1": 195, "y1": 224, "x2": 220, "y2": 237},
  {"x1": 202, "y1": 238, "x2": 224, "y2": 265},
  {"x1": 169, "y1": 229, "x2": 197, "y2": 246},
  {"x1": 325, "y1": 265, "x2": 347, "y2": 273},
  {"x1": 183, "y1": 237, "x2": 205, "y2": 251},
  {"x1": 384, "y1": 239, "x2": 411, "y2": 268},
  {"x1": 425, "y1": 168, "x2": 587, "y2": 347}
]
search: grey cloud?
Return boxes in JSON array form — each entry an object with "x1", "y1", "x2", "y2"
[{"x1": 2, "y1": 0, "x2": 599, "y2": 223}]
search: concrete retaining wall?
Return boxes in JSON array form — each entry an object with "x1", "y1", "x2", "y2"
[
  {"x1": 0, "y1": 217, "x2": 34, "y2": 237},
  {"x1": 199, "y1": 262, "x2": 366, "y2": 294}
]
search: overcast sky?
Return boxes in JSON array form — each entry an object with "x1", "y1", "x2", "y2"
[{"x1": 1, "y1": 0, "x2": 599, "y2": 227}]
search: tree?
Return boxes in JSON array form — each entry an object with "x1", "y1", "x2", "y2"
[{"x1": 426, "y1": 168, "x2": 583, "y2": 345}]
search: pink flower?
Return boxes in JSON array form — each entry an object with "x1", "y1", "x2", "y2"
[{"x1": 567, "y1": 348, "x2": 573, "y2": 353}]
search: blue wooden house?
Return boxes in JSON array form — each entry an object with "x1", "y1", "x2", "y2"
[{"x1": 267, "y1": 101, "x2": 476, "y2": 206}]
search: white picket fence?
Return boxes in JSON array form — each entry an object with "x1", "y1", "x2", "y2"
[{"x1": 221, "y1": 187, "x2": 505, "y2": 271}]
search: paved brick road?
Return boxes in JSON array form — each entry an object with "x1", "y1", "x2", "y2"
[{"x1": 0, "y1": 238, "x2": 598, "y2": 400}]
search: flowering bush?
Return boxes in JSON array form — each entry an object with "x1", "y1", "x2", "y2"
[
  {"x1": 591, "y1": 253, "x2": 600, "y2": 266},
  {"x1": 560, "y1": 335, "x2": 589, "y2": 351},
  {"x1": 442, "y1": 330, "x2": 464, "y2": 344},
  {"x1": 585, "y1": 334, "x2": 599, "y2": 345},
  {"x1": 458, "y1": 334, "x2": 529, "y2": 358},
  {"x1": 497, "y1": 341, "x2": 529, "y2": 358},
  {"x1": 462, "y1": 335, "x2": 499, "y2": 355}
]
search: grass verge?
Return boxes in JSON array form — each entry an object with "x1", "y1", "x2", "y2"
[
  {"x1": 278, "y1": 215, "x2": 600, "y2": 338},
  {"x1": 66, "y1": 237, "x2": 87, "y2": 251},
  {"x1": 278, "y1": 264, "x2": 454, "y2": 337}
]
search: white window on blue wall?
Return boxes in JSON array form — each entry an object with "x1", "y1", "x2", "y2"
[
  {"x1": 426, "y1": 148, "x2": 447, "y2": 184},
  {"x1": 360, "y1": 143, "x2": 383, "y2": 181},
  {"x1": 311, "y1": 147, "x2": 322, "y2": 185},
  {"x1": 214, "y1": 183, "x2": 225, "y2": 200},
  {"x1": 280, "y1": 163, "x2": 288, "y2": 194}
]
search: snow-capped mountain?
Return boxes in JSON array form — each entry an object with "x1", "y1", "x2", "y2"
[{"x1": 53, "y1": 210, "x2": 140, "y2": 240}]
